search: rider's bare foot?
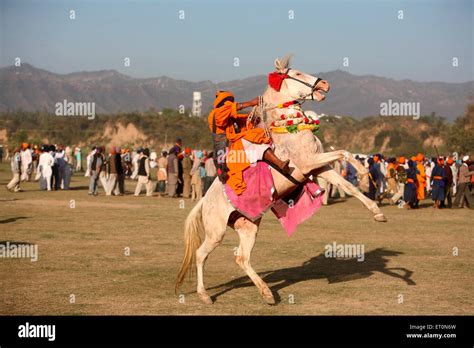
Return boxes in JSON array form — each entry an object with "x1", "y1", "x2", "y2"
[{"x1": 263, "y1": 149, "x2": 290, "y2": 173}]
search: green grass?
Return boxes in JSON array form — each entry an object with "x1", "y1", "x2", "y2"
[{"x1": 0, "y1": 163, "x2": 472, "y2": 315}]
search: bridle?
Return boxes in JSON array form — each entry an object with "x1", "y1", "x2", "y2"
[
  {"x1": 252, "y1": 69, "x2": 324, "y2": 119},
  {"x1": 283, "y1": 68, "x2": 322, "y2": 101}
]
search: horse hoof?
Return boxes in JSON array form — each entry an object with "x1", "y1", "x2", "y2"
[
  {"x1": 374, "y1": 213, "x2": 387, "y2": 222},
  {"x1": 264, "y1": 296, "x2": 276, "y2": 305},
  {"x1": 262, "y1": 293, "x2": 276, "y2": 305},
  {"x1": 198, "y1": 292, "x2": 213, "y2": 305}
]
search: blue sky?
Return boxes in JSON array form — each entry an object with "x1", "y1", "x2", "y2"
[{"x1": 1, "y1": 0, "x2": 472, "y2": 82}]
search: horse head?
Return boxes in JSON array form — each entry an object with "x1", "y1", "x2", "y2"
[
  {"x1": 268, "y1": 55, "x2": 330, "y2": 103},
  {"x1": 262, "y1": 55, "x2": 329, "y2": 159}
]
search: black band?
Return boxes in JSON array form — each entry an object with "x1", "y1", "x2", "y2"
[
  {"x1": 216, "y1": 96, "x2": 235, "y2": 108},
  {"x1": 265, "y1": 160, "x2": 302, "y2": 185}
]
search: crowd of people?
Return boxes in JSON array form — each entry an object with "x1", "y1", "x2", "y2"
[
  {"x1": 5, "y1": 143, "x2": 79, "y2": 192},
  {"x1": 4, "y1": 138, "x2": 217, "y2": 200},
  {"x1": 335, "y1": 152, "x2": 474, "y2": 209},
  {"x1": 4, "y1": 141, "x2": 473, "y2": 209}
]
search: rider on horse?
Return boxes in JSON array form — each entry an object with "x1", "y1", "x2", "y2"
[{"x1": 208, "y1": 90, "x2": 290, "y2": 195}]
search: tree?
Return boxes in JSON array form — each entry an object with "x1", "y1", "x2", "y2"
[
  {"x1": 11, "y1": 130, "x2": 29, "y2": 147},
  {"x1": 447, "y1": 103, "x2": 474, "y2": 153}
]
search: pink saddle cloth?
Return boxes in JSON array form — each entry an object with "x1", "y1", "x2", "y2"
[
  {"x1": 224, "y1": 162, "x2": 275, "y2": 221},
  {"x1": 271, "y1": 181, "x2": 324, "y2": 237},
  {"x1": 223, "y1": 162, "x2": 324, "y2": 236}
]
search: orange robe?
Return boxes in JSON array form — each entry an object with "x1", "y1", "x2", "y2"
[
  {"x1": 208, "y1": 100, "x2": 270, "y2": 195},
  {"x1": 416, "y1": 162, "x2": 426, "y2": 200}
]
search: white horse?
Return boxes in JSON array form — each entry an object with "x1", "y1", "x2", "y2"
[{"x1": 176, "y1": 55, "x2": 386, "y2": 305}]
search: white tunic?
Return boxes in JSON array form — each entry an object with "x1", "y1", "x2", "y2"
[{"x1": 38, "y1": 152, "x2": 54, "y2": 176}]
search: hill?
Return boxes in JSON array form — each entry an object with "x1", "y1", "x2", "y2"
[{"x1": 1, "y1": 64, "x2": 472, "y2": 121}]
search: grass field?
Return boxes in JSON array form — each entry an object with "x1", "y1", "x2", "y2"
[{"x1": 0, "y1": 163, "x2": 472, "y2": 315}]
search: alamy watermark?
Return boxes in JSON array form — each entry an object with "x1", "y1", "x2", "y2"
[
  {"x1": 55, "y1": 99, "x2": 96, "y2": 120},
  {"x1": 217, "y1": 148, "x2": 259, "y2": 165},
  {"x1": 325, "y1": 241, "x2": 365, "y2": 262},
  {"x1": 18, "y1": 322, "x2": 55, "y2": 341},
  {"x1": 380, "y1": 99, "x2": 420, "y2": 120},
  {"x1": 0, "y1": 241, "x2": 38, "y2": 262}
]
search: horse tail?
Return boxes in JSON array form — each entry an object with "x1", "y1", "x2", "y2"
[{"x1": 175, "y1": 198, "x2": 204, "y2": 294}]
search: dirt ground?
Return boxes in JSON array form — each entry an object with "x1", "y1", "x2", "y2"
[{"x1": 0, "y1": 163, "x2": 472, "y2": 315}]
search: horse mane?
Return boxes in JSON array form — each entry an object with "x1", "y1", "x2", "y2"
[{"x1": 274, "y1": 54, "x2": 292, "y2": 73}]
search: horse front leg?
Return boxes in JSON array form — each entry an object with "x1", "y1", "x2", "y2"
[
  {"x1": 343, "y1": 153, "x2": 370, "y2": 192},
  {"x1": 291, "y1": 150, "x2": 349, "y2": 175},
  {"x1": 317, "y1": 168, "x2": 387, "y2": 222}
]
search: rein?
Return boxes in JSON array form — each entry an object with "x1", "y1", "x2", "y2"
[{"x1": 245, "y1": 90, "x2": 319, "y2": 186}]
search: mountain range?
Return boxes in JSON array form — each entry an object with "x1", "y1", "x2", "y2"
[{"x1": 0, "y1": 64, "x2": 472, "y2": 121}]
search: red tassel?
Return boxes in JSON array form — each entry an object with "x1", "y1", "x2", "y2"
[{"x1": 268, "y1": 72, "x2": 289, "y2": 91}]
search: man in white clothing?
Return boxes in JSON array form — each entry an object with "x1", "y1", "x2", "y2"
[
  {"x1": 85, "y1": 147, "x2": 97, "y2": 177},
  {"x1": 134, "y1": 148, "x2": 153, "y2": 196},
  {"x1": 38, "y1": 145, "x2": 54, "y2": 191},
  {"x1": 130, "y1": 148, "x2": 142, "y2": 180},
  {"x1": 20, "y1": 143, "x2": 33, "y2": 181},
  {"x1": 6, "y1": 147, "x2": 22, "y2": 192}
]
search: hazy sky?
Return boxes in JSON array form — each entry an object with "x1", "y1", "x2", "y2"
[{"x1": 1, "y1": 0, "x2": 472, "y2": 82}]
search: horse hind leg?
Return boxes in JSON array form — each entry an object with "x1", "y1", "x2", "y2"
[
  {"x1": 196, "y1": 233, "x2": 224, "y2": 304},
  {"x1": 195, "y1": 180, "x2": 233, "y2": 304},
  {"x1": 234, "y1": 217, "x2": 275, "y2": 305}
]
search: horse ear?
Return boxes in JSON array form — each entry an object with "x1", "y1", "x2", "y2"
[
  {"x1": 274, "y1": 58, "x2": 282, "y2": 72},
  {"x1": 281, "y1": 54, "x2": 292, "y2": 70}
]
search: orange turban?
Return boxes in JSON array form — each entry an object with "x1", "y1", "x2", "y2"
[
  {"x1": 22, "y1": 142, "x2": 28, "y2": 149},
  {"x1": 185, "y1": 147, "x2": 191, "y2": 155},
  {"x1": 447, "y1": 158, "x2": 454, "y2": 165},
  {"x1": 398, "y1": 156, "x2": 405, "y2": 164},
  {"x1": 214, "y1": 91, "x2": 235, "y2": 109},
  {"x1": 373, "y1": 155, "x2": 379, "y2": 163},
  {"x1": 416, "y1": 153, "x2": 424, "y2": 162},
  {"x1": 411, "y1": 156, "x2": 417, "y2": 162}
]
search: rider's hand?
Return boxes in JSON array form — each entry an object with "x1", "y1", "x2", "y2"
[{"x1": 237, "y1": 97, "x2": 260, "y2": 110}]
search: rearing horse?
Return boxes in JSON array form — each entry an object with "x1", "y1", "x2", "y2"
[{"x1": 176, "y1": 55, "x2": 386, "y2": 305}]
